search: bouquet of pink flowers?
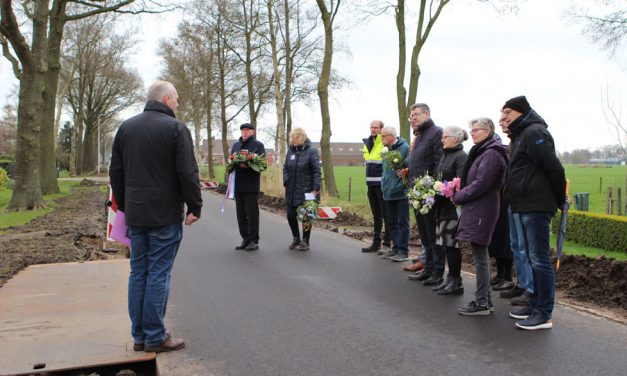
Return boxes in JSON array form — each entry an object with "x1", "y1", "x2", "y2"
[{"x1": 437, "y1": 177, "x2": 461, "y2": 199}]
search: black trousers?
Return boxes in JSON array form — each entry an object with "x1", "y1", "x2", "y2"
[
  {"x1": 286, "y1": 204, "x2": 311, "y2": 242},
  {"x1": 366, "y1": 185, "x2": 391, "y2": 243},
  {"x1": 235, "y1": 192, "x2": 260, "y2": 244}
]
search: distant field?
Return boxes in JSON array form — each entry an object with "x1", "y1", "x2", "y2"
[{"x1": 564, "y1": 165, "x2": 626, "y2": 214}]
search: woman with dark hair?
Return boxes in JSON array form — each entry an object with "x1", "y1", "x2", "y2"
[
  {"x1": 283, "y1": 127, "x2": 321, "y2": 251},
  {"x1": 432, "y1": 126, "x2": 468, "y2": 295},
  {"x1": 453, "y1": 118, "x2": 508, "y2": 315}
]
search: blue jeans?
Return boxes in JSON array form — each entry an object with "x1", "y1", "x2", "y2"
[
  {"x1": 129, "y1": 223, "x2": 182, "y2": 347},
  {"x1": 509, "y1": 207, "x2": 534, "y2": 294},
  {"x1": 512, "y1": 211, "x2": 555, "y2": 320},
  {"x1": 415, "y1": 211, "x2": 444, "y2": 275},
  {"x1": 385, "y1": 198, "x2": 409, "y2": 255}
]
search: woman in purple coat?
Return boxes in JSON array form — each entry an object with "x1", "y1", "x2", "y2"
[{"x1": 453, "y1": 118, "x2": 508, "y2": 316}]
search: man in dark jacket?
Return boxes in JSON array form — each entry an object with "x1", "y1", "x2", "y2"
[
  {"x1": 500, "y1": 96, "x2": 566, "y2": 331},
  {"x1": 405, "y1": 103, "x2": 445, "y2": 286},
  {"x1": 231, "y1": 123, "x2": 265, "y2": 251},
  {"x1": 110, "y1": 81, "x2": 202, "y2": 352}
]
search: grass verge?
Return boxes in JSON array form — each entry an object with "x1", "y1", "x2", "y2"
[{"x1": 0, "y1": 180, "x2": 80, "y2": 231}]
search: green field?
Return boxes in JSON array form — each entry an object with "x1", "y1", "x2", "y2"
[{"x1": 564, "y1": 165, "x2": 626, "y2": 214}]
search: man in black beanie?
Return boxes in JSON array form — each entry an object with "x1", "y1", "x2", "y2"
[
  {"x1": 499, "y1": 95, "x2": 566, "y2": 330},
  {"x1": 231, "y1": 123, "x2": 265, "y2": 251}
]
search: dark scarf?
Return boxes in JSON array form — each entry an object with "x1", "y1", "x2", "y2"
[{"x1": 460, "y1": 135, "x2": 493, "y2": 188}]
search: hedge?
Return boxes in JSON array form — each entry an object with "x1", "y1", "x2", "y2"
[{"x1": 551, "y1": 210, "x2": 627, "y2": 253}]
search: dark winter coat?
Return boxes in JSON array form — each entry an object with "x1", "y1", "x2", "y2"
[
  {"x1": 408, "y1": 119, "x2": 444, "y2": 181},
  {"x1": 433, "y1": 144, "x2": 467, "y2": 221},
  {"x1": 230, "y1": 136, "x2": 265, "y2": 193},
  {"x1": 453, "y1": 135, "x2": 509, "y2": 246},
  {"x1": 109, "y1": 100, "x2": 202, "y2": 227},
  {"x1": 381, "y1": 137, "x2": 410, "y2": 201},
  {"x1": 504, "y1": 109, "x2": 566, "y2": 213},
  {"x1": 283, "y1": 139, "x2": 321, "y2": 206}
]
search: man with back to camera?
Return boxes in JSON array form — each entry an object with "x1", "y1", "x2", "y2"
[
  {"x1": 361, "y1": 120, "x2": 392, "y2": 253},
  {"x1": 110, "y1": 80, "x2": 203, "y2": 352},
  {"x1": 500, "y1": 95, "x2": 566, "y2": 330},
  {"x1": 231, "y1": 123, "x2": 265, "y2": 251}
]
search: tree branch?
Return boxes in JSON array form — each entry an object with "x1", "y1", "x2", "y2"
[
  {"x1": 65, "y1": 0, "x2": 179, "y2": 21},
  {"x1": 0, "y1": 33, "x2": 21, "y2": 79}
]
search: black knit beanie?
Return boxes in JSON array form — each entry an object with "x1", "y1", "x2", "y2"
[{"x1": 503, "y1": 96, "x2": 531, "y2": 114}]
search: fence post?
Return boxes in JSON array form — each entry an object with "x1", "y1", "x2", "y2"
[
  {"x1": 606, "y1": 187, "x2": 613, "y2": 215},
  {"x1": 348, "y1": 177, "x2": 352, "y2": 202},
  {"x1": 599, "y1": 176, "x2": 602, "y2": 194},
  {"x1": 618, "y1": 187, "x2": 623, "y2": 216}
]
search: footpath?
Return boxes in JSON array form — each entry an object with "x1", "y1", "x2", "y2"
[{"x1": 0, "y1": 260, "x2": 156, "y2": 376}]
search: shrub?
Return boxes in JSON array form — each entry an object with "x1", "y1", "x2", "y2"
[
  {"x1": 551, "y1": 210, "x2": 627, "y2": 253},
  {"x1": 0, "y1": 167, "x2": 8, "y2": 190}
]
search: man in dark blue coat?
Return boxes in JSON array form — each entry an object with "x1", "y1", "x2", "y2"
[
  {"x1": 500, "y1": 96, "x2": 566, "y2": 331},
  {"x1": 231, "y1": 123, "x2": 265, "y2": 251},
  {"x1": 405, "y1": 103, "x2": 445, "y2": 286},
  {"x1": 110, "y1": 80, "x2": 202, "y2": 352}
]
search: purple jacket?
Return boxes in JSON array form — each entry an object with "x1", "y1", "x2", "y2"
[{"x1": 453, "y1": 136, "x2": 508, "y2": 246}]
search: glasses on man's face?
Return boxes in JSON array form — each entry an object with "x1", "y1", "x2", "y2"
[{"x1": 470, "y1": 128, "x2": 486, "y2": 135}]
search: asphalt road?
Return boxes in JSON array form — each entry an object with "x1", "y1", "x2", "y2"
[{"x1": 162, "y1": 191, "x2": 627, "y2": 376}]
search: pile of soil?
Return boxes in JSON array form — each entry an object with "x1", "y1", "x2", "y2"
[{"x1": 0, "y1": 181, "x2": 126, "y2": 288}]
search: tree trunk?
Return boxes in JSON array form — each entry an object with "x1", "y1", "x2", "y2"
[
  {"x1": 315, "y1": 0, "x2": 339, "y2": 197},
  {"x1": 205, "y1": 48, "x2": 215, "y2": 180},
  {"x1": 81, "y1": 121, "x2": 96, "y2": 173},
  {"x1": 268, "y1": 0, "x2": 286, "y2": 167},
  {"x1": 39, "y1": 1, "x2": 67, "y2": 195},
  {"x1": 7, "y1": 0, "x2": 50, "y2": 210},
  {"x1": 395, "y1": 0, "x2": 409, "y2": 140}
]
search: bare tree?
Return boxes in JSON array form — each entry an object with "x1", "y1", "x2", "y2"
[
  {"x1": 220, "y1": 0, "x2": 273, "y2": 129},
  {"x1": 61, "y1": 13, "x2": 144, "y2": 174},
  {"x1": 566, "y1": 0, "x2": 626, "y2": 57},
  {"x1": 0, "y1": 0, "x2": 175, "y2": 210},
  {"x1": 602, "y1": 82, "x2": 626, "y2": 161},
  {"x1": 0, "y1": 103, "x2": 17, "y2": 156},
  {"x1": 315, "y1": 0, "x2": 340, "y2": 197}
]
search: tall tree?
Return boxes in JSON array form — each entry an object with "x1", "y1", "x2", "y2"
[
  {"x1": 0, "y1": 0, "x2": 174, "y2": 209},
  {"x1": 221, "y1": 0, "x2": 273, "y2": 129},
  {"x1": 315, "y1": 0, "x2": 340, "y2": 197},
  {"x1": 61, "y1": 13, "x2": 143, "y2": 174}
]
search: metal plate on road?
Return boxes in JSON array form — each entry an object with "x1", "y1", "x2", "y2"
[{"x1": 0, "y1": 260, "x2": 155, "y2": 376}]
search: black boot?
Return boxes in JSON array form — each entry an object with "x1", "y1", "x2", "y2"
[
  {"x1": 289, "y1": 237, "x2": 301, "y2": 250},
  {"x1": 361, "y1": 239, "x2": 382, "y2": 253},
  {"x1": 433, "y1": 276, "x2": 451, "y2": 292},
  {"x1": 437, "y1": 277, "x2": 464, "y2": 295}
]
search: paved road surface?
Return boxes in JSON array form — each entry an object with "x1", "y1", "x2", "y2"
[{"x1": 160, "y1": 191, "x2": 627, "y2": 375}]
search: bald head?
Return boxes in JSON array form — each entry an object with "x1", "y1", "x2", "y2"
[{"x1": 147, "y1": 81, "x2": 179, "y2": 112}]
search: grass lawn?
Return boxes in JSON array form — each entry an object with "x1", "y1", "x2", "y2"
[
  {"x1": 564, "y1": 164, "x2": 626, "y2": 214},
  {"x1": 0, "y1": 180, "x2": 80, "y2": 231}
]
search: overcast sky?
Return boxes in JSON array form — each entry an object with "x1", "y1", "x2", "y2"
[{"x1": 0, "y1": 0, "x2": 625, "y2": 153}]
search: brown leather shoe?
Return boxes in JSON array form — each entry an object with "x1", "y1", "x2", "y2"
[
  {"x1": 403, "y1": 261, "x2": 424, "y2": 272},
  {"x1": 144, "y1": 334, "x2": 185, "y2": 353}
]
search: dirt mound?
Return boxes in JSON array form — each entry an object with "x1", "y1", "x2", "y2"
[
  {"x1": 556, "y1": 255, "x2": 627, "y2": 309},
  {"x1": 0, "y1": 184, "x2": 123, "y2": 288},
  {"x1": 332, "y1": 211, "x2": 371, "y2": 227}
]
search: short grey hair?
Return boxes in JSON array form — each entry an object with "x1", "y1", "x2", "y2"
[
  {"x1": 410, "y1": 103, "x2": 430, "y2": 113},
  {"x1": 381, "y1": 126, "x2": 397, "y2": 138},
  {"x1": 443, "y1": 126, "x2": 468, "y2": 144},
  {"x1": 147, "y1": 81, "x2": 176, "y2": 102},
  {"x1": 469, "y1": 117, "x2": 495, "y2": 134}
]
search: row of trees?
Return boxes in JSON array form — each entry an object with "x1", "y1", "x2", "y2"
[{"x1": 1, "y1": 0, "x2": 624, "y2": 210}]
